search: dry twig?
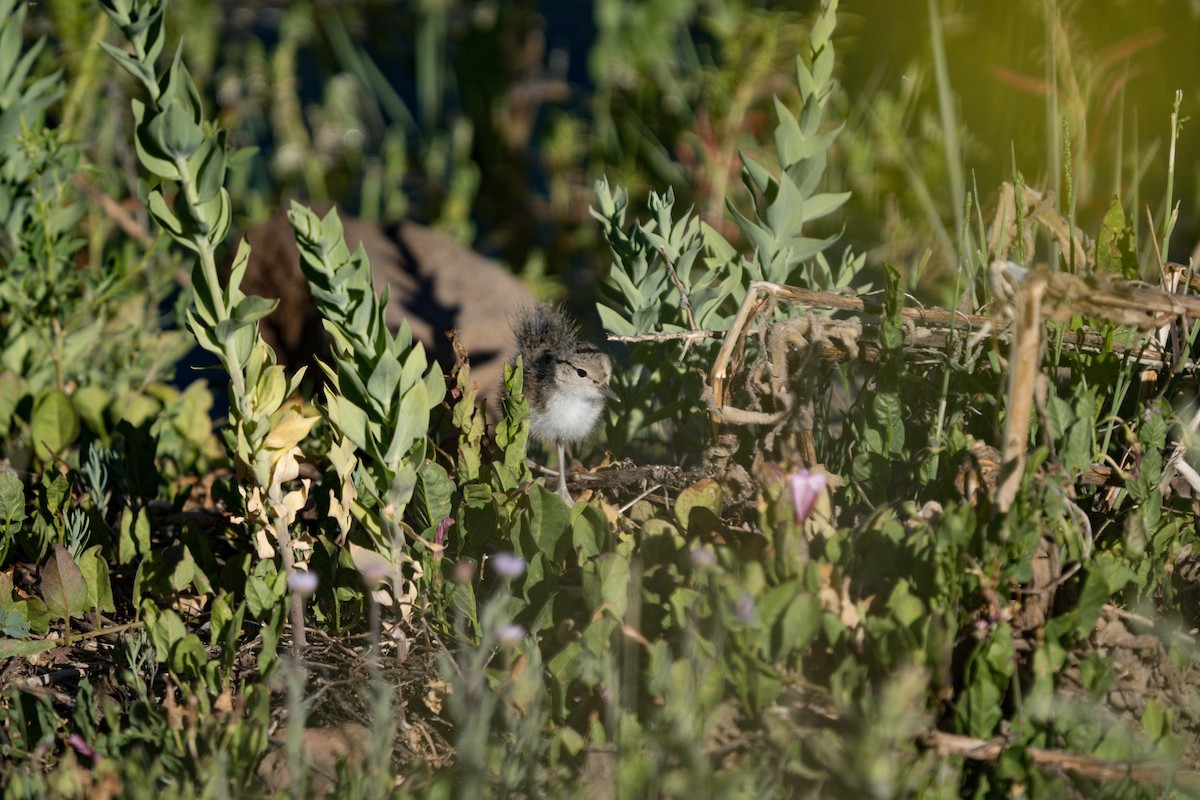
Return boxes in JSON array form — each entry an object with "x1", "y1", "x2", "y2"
[{"x1": 922, "y1": 729, "x2": 1200, "y2": 793}]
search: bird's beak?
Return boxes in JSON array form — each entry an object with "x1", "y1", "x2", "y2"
[{"x1": 599, "y1": 383, "x2": 619, "y2": 402}]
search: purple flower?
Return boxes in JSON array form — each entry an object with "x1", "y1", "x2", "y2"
[
  {"x1": 734, "y1": 593, "x2": 757, "y2": 624},
  {"x1": 360, "y1": 561, "x2": 390, "y2": 585},
  {"x1": 286, "y1": 568, "x2": 319, "y2": 596},
  {"x1": 789, "y1": 470, "x2": 827, "y2": 525},
  {"x1": 490, "y1": 552, "x2": 526, "y2": 580},
  {"x1": 68, "y1": 733, "x2": 98, "y2": 764},
  {"x1": 689, "y1": 548, "x2": 718, "y2": 569}
]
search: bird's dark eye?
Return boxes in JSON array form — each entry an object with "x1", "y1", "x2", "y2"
[{"x1": 576, "y1": 368, "x2": 588, "y2": 378}]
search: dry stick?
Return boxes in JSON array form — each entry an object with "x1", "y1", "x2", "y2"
[
  {"x1": 610, "y1": 329, "x2": 727, "y2": 344},
  {"x1": 679, "y1": 275, "x2": 1200, "y2": 501},
  {"x1": 996, "y1": 274, "x2": 1048, "y2": 513},
  {"x1": 709, "y1": 280, "x2": 1001, "y2": 423},
  {"x1": 660, "y1": 246, "x2": 699, "y2": 331},
  {"x1": 71, "y1": 174, "x2": 155, "y2": 248},
  {"x1": 922, "y1": 730, "x2": 1200, "y2": 793},
  {"x1": 711, "y1": 282, "x2": 785, "y2": 412},
  {"x1": 618, "y1": 483, "x2": 664, "y2": 516},
  {"x1": 659, "y1": 245, "x2": 702, "y2": 363}
]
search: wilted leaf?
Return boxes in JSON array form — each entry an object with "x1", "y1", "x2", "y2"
[{"x1": 41, "y1": 543, "x2": 88, "y2": 623}]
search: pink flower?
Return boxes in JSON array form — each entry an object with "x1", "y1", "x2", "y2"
[
  {"x1": 68, "y1": 733, "x2": 98, "y2": 764},
  {"x1": 433, "y1": 517, "x2": 454, "y2": 560},
  {"x1": 788, "y1": 470, "x2": 827, "y2": 524},
  {"x1": 453, "y1": 560, "x2": 475, "y2": 584},
  {"x1": 435, "y1": 517, "x2": 454, "y2": 545}
]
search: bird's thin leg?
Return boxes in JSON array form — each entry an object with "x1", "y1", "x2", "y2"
[{"x1": 555, "y1": 440, "x2": 574, "y2": 504}]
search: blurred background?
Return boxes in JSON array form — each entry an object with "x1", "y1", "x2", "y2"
[{"x1": 32, "y1": 0, "x2": 1200, "y2": 308}]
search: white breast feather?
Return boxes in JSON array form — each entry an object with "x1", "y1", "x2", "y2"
[{"x1": 531, "y1": 387, "x2": 603, "y2": 443}]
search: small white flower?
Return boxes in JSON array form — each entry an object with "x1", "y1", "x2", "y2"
[
  {"x1": 490, "y1": 552, "x2": 526, "y2": 579},
  {"x1": 286, "y1": 568, "x2": 319, "y2": 596},
  {"x1": 495, "y1": 623, "x2": 526, "y2": 647}
]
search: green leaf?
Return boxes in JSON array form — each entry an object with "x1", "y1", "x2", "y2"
[
  {"x1": 1073, "y1": 569, "x2": 1111, "y2": 638},
  {"x1": 0, "y1": 603, "x2": 30, "y2": 638},
  {"x1": 596, "y1": 304, "x2": 635, "y2": 337},
  {"x1": 1096, "y1": 195, "x2": 1139, "y2": 279},
  {"x1": 740, "y1": 153, "x2": 775, "y2": 196},
  {"x1": 40, "y1": 543, "x2": 88, "y2": 623},
  {"x1": 765, "y1": 172, "x2": 809, "y2": 240},
  {"x1": 0, "y1": 371, "x2": 27, "y2": 437},
  {"x1": 886, "y1": 580, "x2": 926, "y2": 628},
  {"x1": 245, "y1": 574, "x2": 279, "y2": 619},
  {"x1": 118, "y1": 506, "x2": 150, "y2": 565},
  {"x1": 674, "y1": 478, "x2": 723, "y2": 536},
  {"x1": 147, "y1": 607, "x2": 188, "y2": 663},
  {"x1": 571, "y1": 503, "x2": 611, "y2": 560},
  {"x1": 327, "y1": 395, "x2": 371, "y2": 456},
  {"x1": 413, "y1": 461, "x2": 453, "y2": 535},
  {"x1": 778, "y1": 591, "x2": 821, "y2": 656},
  {"x1": 527, "y1": 484, "x2": 572, "y2": 561},
  {"x1": 31, "y1": 389, "x2": 80, "y2": 462},
  {"x1": 0, "y1": 638, "x2": 57, "y2": 659},
  {"x1": 146, "y1": 97, "x2": 204, "y2": 159},
  {"x1": 169, "y1": 633, "x2": 206, "y2": 676},
  {"x1": 583, "y1": 552, "x2": 630, "y2": 618},
  {"x1": 71, "y1": 384, "x2": 110, "y2": 439},
  {"x1": 367, "y1": 352, "x2": 403, "y2": 406},
  {"x1": 228, "y1": 294, "x2": 279, "y2": 328},
  {"x1": 168, "y1": 546, "x2": 197, "y2": 593},
  {"x1": 880, "y1": 263, "x2": 906, "y2": 348},
  {"x1": 0, "y1": 470, "x2": 25, "y2": 533},
  {"x1": 43, "y1": 473, "x2": 69, "y2": 514},
  {"x1": 188, "y1": 132, "x2": 227, "y2": 202},
  {"x1": 131, "y1": 100, "x2": 180, "y2": 180},
  {"x1": 77, "y1": 545, "x2": 116, "y2": 614},
  {"x1": 98, "y1": 39, "x2": 155, "y2": 93},
  {"x1": 754, "y1": 581, "x2": 801, "y2": 656}
]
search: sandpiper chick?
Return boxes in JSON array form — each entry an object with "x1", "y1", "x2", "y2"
[{"x1": 511, "y1": 304, "x2": 617, "y2": 503}]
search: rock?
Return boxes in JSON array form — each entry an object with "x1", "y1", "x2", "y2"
[
  {"x1": 237, "y1": 209, "x2": 534, "y2": 405},
  {"x1": 256, "y1": 723, "x2": 371, "y2": 795}
]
